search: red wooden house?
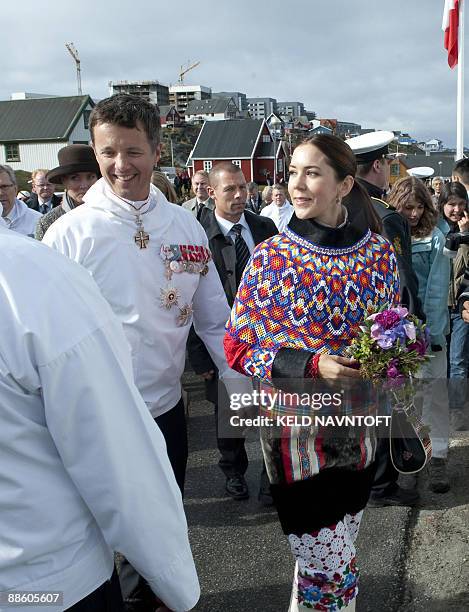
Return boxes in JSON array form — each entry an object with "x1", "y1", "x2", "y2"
[
  {"x1": 159, "y1": 105, "x2": 184, "y2": 128},
  {"x1": 187, "y1": 119, "x2": 287, "y2": 184}
]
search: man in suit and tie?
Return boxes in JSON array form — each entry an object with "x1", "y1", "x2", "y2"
[
  {"x1": 187, "y1": 162, "x2": 277, "y2": 503},
  {"x1": 245, "y1": 181, "x2": 262, "y2": 214},
  {"x1": 182, "y1": 170, "x2": 215, "y2": 219},
  {"x1": 26, "y1": 169, "x2": 62, "y2": 214}
]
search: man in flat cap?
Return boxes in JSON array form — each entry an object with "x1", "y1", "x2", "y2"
[{"x1": 347, "y1": 131, "x2": 424, "y2": 508}]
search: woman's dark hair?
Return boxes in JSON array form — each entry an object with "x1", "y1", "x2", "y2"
[
  {"x1": 388, "y1": 177, "x2": 437, "y2": 238},
  {"x1": 437, "y1": 181, "x2": 468, "y2": 218},
  {"x1": 298, "y1": 135, "x2": 382, "y2": 234}
]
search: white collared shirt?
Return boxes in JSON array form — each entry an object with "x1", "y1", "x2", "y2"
[
  {"x1": 38, "y1": 196, "x2": 54, "y2": 214},
  {"x1": 3, "y1": 198, "x2": 41, "y2": 237},
  {"x1": 214, "y1": 212, "x2": 256, "y2": 253},
  {"x1": 43, "y1": 178, "x2": 237, "y2": 418},
  {"x1": 0, "y1": 226, "x2": 199, "y2": 611},
  {"x1": 260, "y1": 200, "x2": 294, "y2": 232}
]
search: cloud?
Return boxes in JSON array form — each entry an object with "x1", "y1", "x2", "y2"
[{"x1": 2, "y1": 0, "x2": 466, "y2": 147}]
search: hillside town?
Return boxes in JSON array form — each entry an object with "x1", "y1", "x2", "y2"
[{"x1": 0, "y1": 75, "x2": 464, "y2": 193}]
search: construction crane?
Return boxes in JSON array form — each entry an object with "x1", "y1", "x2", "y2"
[
  {"x1": 65, "y1": 42, "x2": 82, "y2": 95},
  {"x1": 178, "y1": 60, "x2": 200, "y2": 84}
]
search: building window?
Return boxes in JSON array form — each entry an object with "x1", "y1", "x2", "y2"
[
  {"x1": 83, "y1": 109, "x2": 91, "y2": 130},
  {"x1": 262, "y1": 135, "x2": 270, "y2": 143},
  {"x1": 390, "y1": 163, "x2": 400, "y2": 177},
  {"x1": 4, "y1": 143, "x2": 20, "y2": 162},
  {"x1": 277, "y1": 158, "x2": 283, "y2": 172},
  {"x1": 232, "y1": 160, "x2": 241, "y2": 168},
  {"x1": 203, "y1": 160, "x2": 212, "y2": 172}
]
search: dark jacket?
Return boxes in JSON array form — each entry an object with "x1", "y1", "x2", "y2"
[
  {"x1": 27, "y1": 193, "x2": 62, "y2": 213},
  {"x1": 357, "y1": 178, "x2": 425, "y2": 321},
  {"x1": 245, "y1": 194, "x2": 263, "y2": 215},
  {"x1": 187, "y1": 209, "x2": 277, "y2": 398}
]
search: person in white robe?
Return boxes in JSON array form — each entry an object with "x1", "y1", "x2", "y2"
[{"x1": 0, "y1": 226, "x2": 199, "y2": 612}]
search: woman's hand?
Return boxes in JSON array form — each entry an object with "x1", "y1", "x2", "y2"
[
  {"x1": 458, "y1": 211, "x2": 469, "y2": 233},
  {"x1": 317, "y1": 355, "x2": 361, "y2": 379}
]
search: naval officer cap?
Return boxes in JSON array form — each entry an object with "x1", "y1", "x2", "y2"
[
  {"x1": 407, "y1": 166, "x2": 435, "y2": 179},
  {"x1": 346, "y1": 130, "x2": 396, "y2": 164}
]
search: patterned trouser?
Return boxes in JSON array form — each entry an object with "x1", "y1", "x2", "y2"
[{"x1": 287, "y1": 511, "x2": 363, "y2": 611}]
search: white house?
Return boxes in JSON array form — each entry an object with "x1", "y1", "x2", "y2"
[
  {"x1": 184, "y1": 97, "x2": 239, "y2": 123},
  {"x1": 0, "y1": 95, "x2": 94, "y2": 172},
  {"x1": 423, "y1": 138, "x2": 443, "y2": 153}
]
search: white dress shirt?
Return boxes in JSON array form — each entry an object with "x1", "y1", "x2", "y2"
[
  {"x1": 38, "y1": 196, "x2": 54, "y2": 214},
  {"x1": 260, "y1": 201, "x2": 294, "y2": 232},
  {"x1": 0, "y1": 227, "x2": 199, "y2": 611},
  {"x1": 214, "y1": 212, "x2": 256, "y2": 253},
  {"x1": 3, "y1": 198, "x2": 41, "y2": 237},
  {"x1": 43, "y1": 178, "x2": 235, "y2": 418}
]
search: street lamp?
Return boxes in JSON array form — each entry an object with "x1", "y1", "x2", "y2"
[
  {"x1": 438, "y1": 160, "x2": 442, "y2": 178},
  {"x1": 270, "y1": 115, "x2": 282, "y2": 184}
]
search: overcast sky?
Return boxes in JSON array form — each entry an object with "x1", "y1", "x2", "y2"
[{"x1": 2, "y1": 0, "x2": 467, "y2": 147}]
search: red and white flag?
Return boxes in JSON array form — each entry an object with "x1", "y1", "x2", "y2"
[{"x1": 442, "y1": 0, "x2": 461, "y2": 68}]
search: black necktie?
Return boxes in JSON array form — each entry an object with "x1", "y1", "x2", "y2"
[{"x1": 232, "y1": 224, "x2": 251, "y2": 286}]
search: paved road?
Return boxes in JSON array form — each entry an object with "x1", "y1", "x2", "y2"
[{"x1": 183, "y1": 372, "x2": 413, "y2": 612}]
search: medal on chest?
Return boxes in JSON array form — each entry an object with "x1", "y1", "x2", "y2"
[{"x1": 159, "y1": 243, "x2": 212, "y2": 325}]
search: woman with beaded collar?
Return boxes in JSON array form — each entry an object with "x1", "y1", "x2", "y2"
[{"x1": 224, "y1": 135, "x2": 400, "y2": 611}]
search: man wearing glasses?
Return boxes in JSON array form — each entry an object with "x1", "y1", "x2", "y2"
[
  {"x1": 0, "y1": 165, "x2": 41, "y2": 237},
  {"x1": 27, "y1": 169, "x2": 62, "y2": 214}
]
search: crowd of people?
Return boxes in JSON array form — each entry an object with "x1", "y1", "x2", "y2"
[{"x1": 1, "y1": 93, "x2": 469, "y2": 612}]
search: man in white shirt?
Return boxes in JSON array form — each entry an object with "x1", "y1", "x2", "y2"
[
  {"x1": 260, "y1": 182, "x2": 293, "y2": 232},
  {"x1": 43, "y1": 94, "x2": 235, "y2": 610},
  {"x1": 0, "y1": 165, "x2": 41, "y2": 236},
  {"x1": 0, "y1": 227, "x2": 199, "y2": 612},
  {"x1": 182, "y1": 170, "x2": 215, "y2": 219}
]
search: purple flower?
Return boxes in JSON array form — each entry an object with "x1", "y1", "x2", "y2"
[
  {"x1": 403, "y1": 323, "x2": 416, "y2": 341},
  {"x1": 375, "y1": 310, "x2": 401, "y2": 329},
  {"x1": 407, "y1": 338, "x2": 427, "y2": 356}
]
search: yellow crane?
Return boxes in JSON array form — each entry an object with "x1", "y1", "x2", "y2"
[
  {"x1": 178, "y1": 60, "x2": 200, "y2": 84},
  {"x1": 65, "y1": 42, "x2": 82, "y2": 95}
]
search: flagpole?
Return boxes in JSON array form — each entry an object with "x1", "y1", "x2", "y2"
[{"x1": 456, "y1": 0, "x2": 465, "y2": 159}]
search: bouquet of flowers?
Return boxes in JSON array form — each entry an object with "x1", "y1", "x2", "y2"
[
  {"x1": 348, "y1": 305, "x2": 430, "y2": 387},
  {"x1": 347, "y1": 305, "x2": 432, "y2": 473}
]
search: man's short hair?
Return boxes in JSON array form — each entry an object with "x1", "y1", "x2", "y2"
[
  {"x1": 246, "y1": 181, "x2": 258, "y2": 191},
  {"x1": 89, "y1": 94, "x2": 161, "y2": 151},
  {"x1": 453, "y1": 158, "x2": 469, "y2": 185},
  {"x1": 208, "y1": 162, "x2": 244, "y2": 188},
  {"x1": 31, "y1": 169, "x2": 50, "y2": 182},
  {"x1": 192, "y1": 170, "x2": 209, "y2": 183},
  {"x1": 0, "y1": 165, "x2": 17, "y2": 185},
  {"x1": 356, "y1": 160, "x2": 376, "y2": 178},
  {"x1": 272, "y1": 183, "x2": 286, "y2": 193}
]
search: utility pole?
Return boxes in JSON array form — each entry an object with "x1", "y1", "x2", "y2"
[{"x1": 65, "y1": 42, "x2": 82, "y2": 95}]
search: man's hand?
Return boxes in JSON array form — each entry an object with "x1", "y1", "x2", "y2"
[
  {"x1": 462, "y1": 300, "x2": 469, "y2": 324},
  {"x1": 318, "y1": 355, "x2": 361, "y2": 379},
  {"x1": 200, "y1": 370, "x2": 215, "y2": 380}
]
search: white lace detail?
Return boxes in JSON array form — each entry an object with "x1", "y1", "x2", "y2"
[{"x1": 288, "y1": 512, "x2": 363, "y2": 573}]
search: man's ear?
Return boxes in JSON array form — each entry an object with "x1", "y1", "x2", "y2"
[
  {"x1": 372, "y1": 158, "x2": 383, "y2": 174},
  {"x1": 207, "y1": 185, "x2": 215, "y2": 199},
  {"x1": 153, "y1": 143, "x2": 162, "y2": 165}
]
